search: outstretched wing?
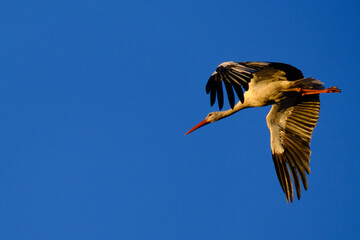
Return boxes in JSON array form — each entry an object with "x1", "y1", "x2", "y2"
[
  {"x1": 266, "y1": 95, "x2": 321, "y2": 203},
  {"x1": 205, "y1": 62, "x2": 258, "y2": 109},
  {"x1": 205, "y1": 61, "x2": 304, "y2": 110}
]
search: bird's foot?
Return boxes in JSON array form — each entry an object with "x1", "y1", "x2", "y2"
[{"x1": 323, "y1": 86, "x2": 341, "y2": 94}]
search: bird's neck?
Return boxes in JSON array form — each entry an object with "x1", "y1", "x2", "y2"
[{"x1": 218, "y1": 102, "x2": 249, "y2": 120}]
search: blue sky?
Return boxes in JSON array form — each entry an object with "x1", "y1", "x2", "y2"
[{"x1": 1, "y1": 0, "x2": 359, "y2": 239}]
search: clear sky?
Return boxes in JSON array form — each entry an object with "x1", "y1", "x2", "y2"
[{"x1": 1, "y1": 0, "x2": 359, "y2": 239}]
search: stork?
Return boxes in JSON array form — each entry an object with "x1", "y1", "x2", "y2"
[{"x1": 185, "y1": 61, "x2": 340, "y2": 203}]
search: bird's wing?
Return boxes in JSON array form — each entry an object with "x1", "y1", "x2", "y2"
[
  {"x1": 206, "y1": 61, "x2": 304, "y2": 110},
  {"x1": 266, "y1": 94, "x2": 320, "y2": 203}
]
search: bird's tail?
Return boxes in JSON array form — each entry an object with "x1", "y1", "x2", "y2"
[{"x1": 293, "y1": 77, "x2": 325, "y2": 90}]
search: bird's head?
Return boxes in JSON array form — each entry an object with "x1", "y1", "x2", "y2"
[
  {"x1": 205, "y1": 111, "x2": 223, "y2": 122},
  {"x1": 185, "y1": 111, "x2": 223, "y2": 135}
]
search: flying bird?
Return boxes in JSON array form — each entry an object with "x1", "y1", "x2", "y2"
[{"x1": 185, "y1": 61, "x2": 340, "y2": 203}]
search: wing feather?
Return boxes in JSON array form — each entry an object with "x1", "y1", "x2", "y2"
[
  {"x1": 205, "y1": 61, "x2": 260, "y2": 109},
  {"x1": 286, "y1": 147, "x2": 308, "y2": 190},
  {"x1": 223, "y1": 78, "x2": 235, "y2": 109},
  {"x1": 273, "y1": 154, "x2": 286, "y2": 193},
  {"x1": 216, "y1": 80, "x2": 224, "y2": 110},
  {"x1": 210, "y1": 84, "x2": 216, "y2": 106},
  {"x1": 285, "y1": 151, "x2": 302, "y2": 200},
  {"x1": 280, "y1": 156, "x2": 293, "y2": 202},
  {"x1": 227, "y1": 70, "x2": 250, "y2": 91},
  {"x1": 232, "y1": 83, "x2": 244, "y2": 104},
  {"x1": 266, "y1": 94, "x2": 321, "y2": 202}
]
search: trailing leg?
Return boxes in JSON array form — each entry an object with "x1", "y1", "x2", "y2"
[{"x1": 285, "y1": 86, "x2": 341, "y2": 96}]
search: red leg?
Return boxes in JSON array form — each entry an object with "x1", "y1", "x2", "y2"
[{"x1": 286, "y1": 86, "x2": 341, "y2": 96}]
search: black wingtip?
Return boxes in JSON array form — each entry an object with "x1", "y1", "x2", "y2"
[
  {"x1": 223, "y1": 77, "x2": 235, "y2": 109},
  {"x1": 205, "y1": 62, "x2": 257, "y2": 109},
  {"x1": 216, "y1": 81, "x2": 224, "y2": 110},
  {"x1": 232, "y1": 84, "x2": 244, "y2": 103},
  {"x1": 210, "y1": 90, "x2": 216, "y2": 106},
  {"x1": 206, "y1": 75, "x2": 215, "y2": 94}
]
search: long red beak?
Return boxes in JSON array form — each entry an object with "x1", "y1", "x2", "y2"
[{"x1": 185, "y1": 119, "x2": 210, "y2": 135}]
